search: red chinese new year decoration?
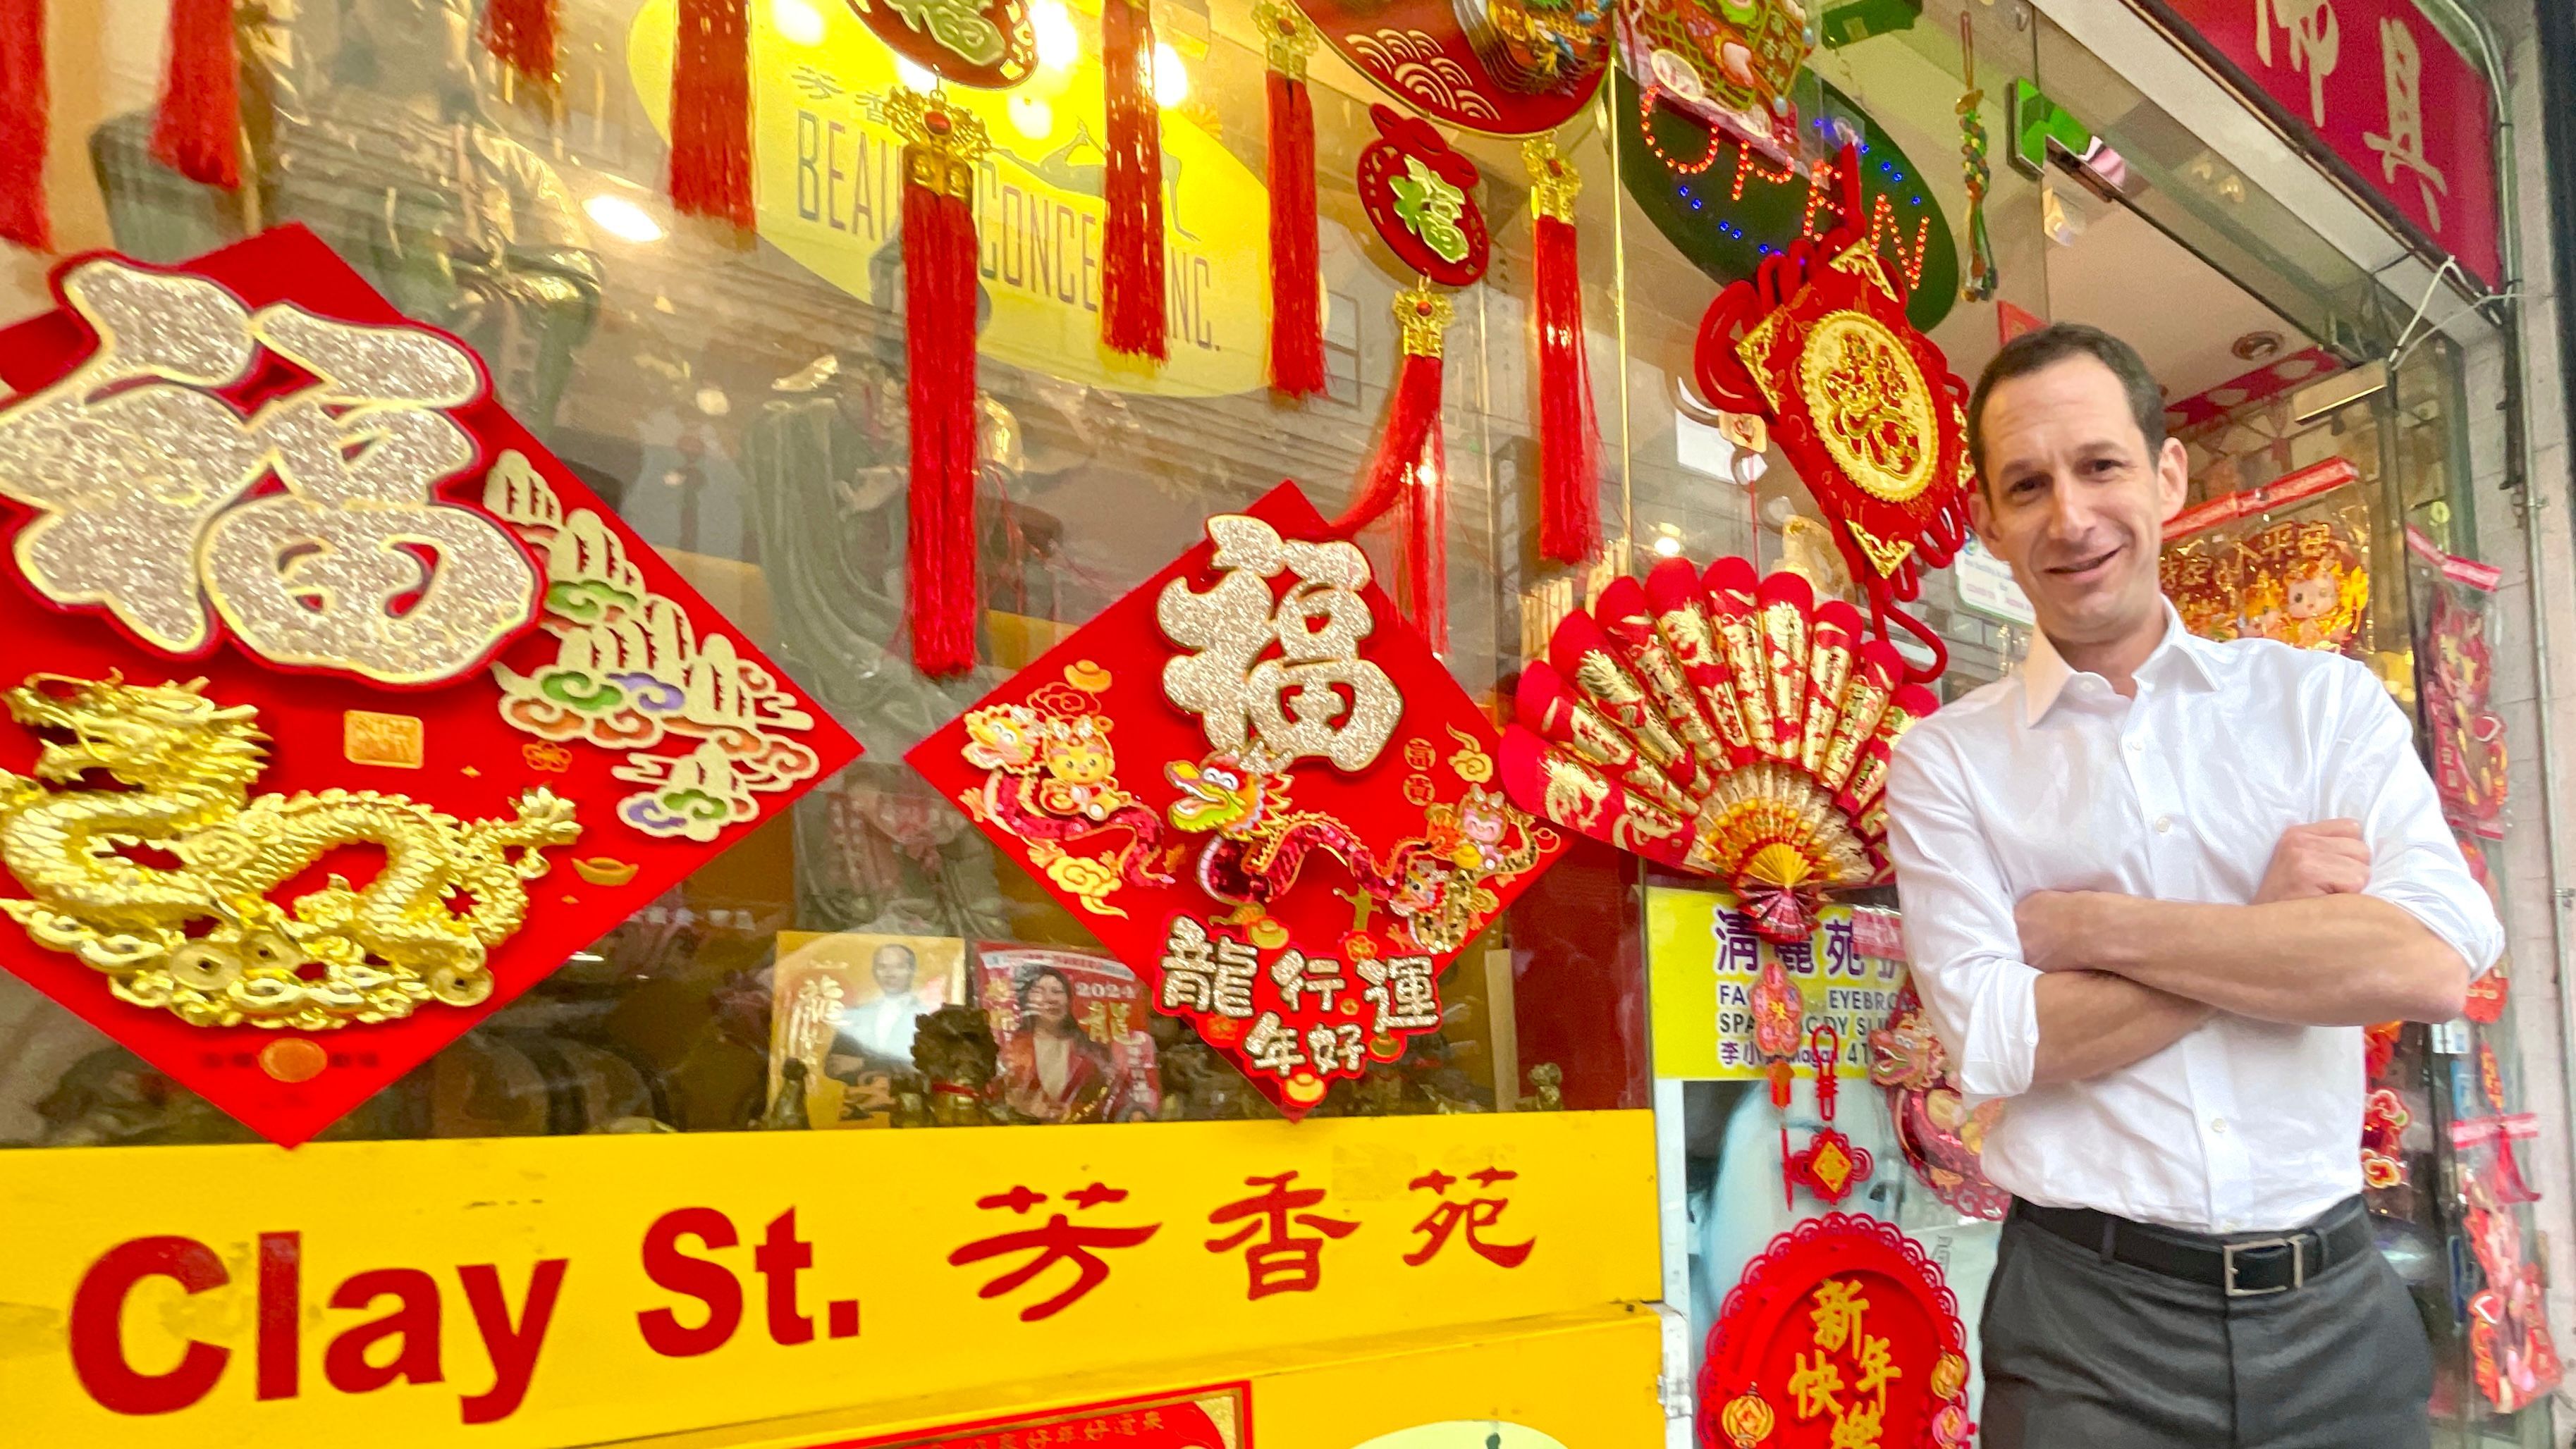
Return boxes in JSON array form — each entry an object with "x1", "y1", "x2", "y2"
[
  {"x1": 1869, "y1": 983, "x2": 2008, "y2": 1221},
  {"x1": 1783, "y1": 1022, "x2": 1871, "y2": 1207},
  {"x1": 0, "y1": 228, "x2": 859, "y2": 1144},
  {"x1": 669, "y1": 0, "x2": 755, "y2": 227},
  {"x1": 155, "y1": 0, "x2": 241, "y2": 190},
  {"x1": 1692, "y1": 147, "x2": 1973, "y2": 681},
  {"x1": 1101, "y1": 0, "x2": 1167, "y2": 359},
  {"x1": 847, "y1": 0, "x2": 1036, "y2": 88},
  {"x1": 821, "y1": 1384, "x2": 1249, "y2": 1449},
  {"x1": 2427, "y1": 584, "x2": 2507, "y2": 840},
  {"x1": 890, "y1": 87, "x2": 991, "y2": 678},
  {"x1": 483, "y1": 0, "x2": 559, "y2": 87},
  {"x1": 2360, "y1": 1085, "x2": 2410, "y2": 1191},
  {"x1": 1698, "y1": 1214, "x2": 1975, "y2": 1449},
  {"x1": 1500, "y1": 554, "x2": 1933, "y2": 944},
  {"x1": 0, "y1": 0, "x2": 47, "y2": 251},
  {"x1": 908, "y1": 482, "x2": 1564, "y2": 1118},
  {"x1": 2464, "y1": 1176, "x2": 2562, "y2": 1412},
  {"x1": 1289, "y1": 0, "x2": 1609, "y2": 137},
  {"x1": 1527, "y1": 135, "x2": 1600, "y2": 564},
  {"x1": 2465, "y1": 968, "x2": 2508, "y2": 1024},
  {"x1": 1260, "y1": 0, "x2": 1325, "y2": 398}
]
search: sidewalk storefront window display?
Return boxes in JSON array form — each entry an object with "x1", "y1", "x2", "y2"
[{"x1": 0, "y1": 0, "x2": 2550, "y2": 1443}]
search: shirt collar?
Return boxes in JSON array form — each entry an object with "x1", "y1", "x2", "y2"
[{"x1": 2022, "y1": 600, "x2": 2217, "y2": 725}]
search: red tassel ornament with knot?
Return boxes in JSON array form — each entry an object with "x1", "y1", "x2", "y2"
[
  {"x1": 670, "y1": 0, "x2": 754, "y2": 228},
  {"x1": 1256, "y1": 0, "x2": 1323, "y2": 397},
  {"x1": 1525, "y1": 135, "x2": 1597, "y2": 565},
  {"x1": 154, "y1": 0, "x2": 240, "y2": 190},
  {"x1": 889, "y1": 87, "x2": 990, "y2": 678},
  {"x1": 1101, "y1": 0, "x2": 1167, "y2": 359},
  {"x1": 0, "y1": 0, "x2": 49, "y2": 249}
]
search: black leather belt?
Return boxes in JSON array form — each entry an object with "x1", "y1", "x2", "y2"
[{"x1": 2013, "y1": 1197, "x2": 2372, "y2": 1297}]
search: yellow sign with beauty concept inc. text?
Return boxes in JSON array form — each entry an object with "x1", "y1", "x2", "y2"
[
  {"x1": 1645, "y1": 887, "x2": 1909, "y2": 1080},
  {"x1": 625, "y1": 0, "x2": 1270, "y2": 397},
  {"x1": 0, "y1": 1111, "x2": 1655, "y2": 1448}
]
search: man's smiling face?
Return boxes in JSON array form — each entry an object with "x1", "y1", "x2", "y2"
[{"x1": 1970, "y1": 354, "x2": 2189, "y2": 650}]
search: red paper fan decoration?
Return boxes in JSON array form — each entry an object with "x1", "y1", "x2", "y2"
[
  {"x1": 1698, "y1": 1214, "x2": 1975, "y2": 1449},
  {"x1": 1693, "y1": 145, "x2": 1973, "y2": 682}
]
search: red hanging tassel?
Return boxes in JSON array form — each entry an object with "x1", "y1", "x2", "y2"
[
  {"x1": 670, "y1": 0, "x2": 753, "y2": 228},
  {"x1": 0, "y1": 0, "x2": 47, "y2": 250},
  {"x1": 891, "y1": 90, "x2": 988, "y2": 677},
  {"x1": 1394, "y1": 414, "x2": 1448, "y2": 653},
  {"x1": 483, "y1": 0, "x2": 558, "y2": 87},
  {"x1": 1100, "y1": 0, "x2": 1167, "y2": 359},
  {"x1": 1526, "y1": 137, "x2": 1598, "y2": 565},
  {"x1": 1258, "y1": 1, "x2": 1322, "y2": 397},
  {"x1": 1333, "y1": 285, "x2": 1449, "y2": 643},
  {"x1": 153, "y1": 0, "x2": 239, "y2": 190}
]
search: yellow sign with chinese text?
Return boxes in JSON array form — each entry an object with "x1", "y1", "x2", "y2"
[
  {"x1": 0, "y1": 1111, "x2": 1655, "y2": 1448},
  {"x1": 625, "y1": 0, "x2": 1270, "y2": 397},
  {"x1": 1644, "y1": 887, "x2": 1909, "y2": 1080}
]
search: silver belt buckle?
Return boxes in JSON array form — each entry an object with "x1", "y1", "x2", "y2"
[{"x1": 2223, "y1": 1236, "x2": 2305, "y2": 1297}]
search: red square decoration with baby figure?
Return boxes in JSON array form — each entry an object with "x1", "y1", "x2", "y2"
[
  {"x1": 908, "y1": 482, "x2": 1565, "y2": 1118},
  {"x1": 0, "y1": 228, "x2": 859, "y2": 1145}
]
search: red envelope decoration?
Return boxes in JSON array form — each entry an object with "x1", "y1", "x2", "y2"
[
  {"x1": 909, "y1": 481, "x2": 1564, "y2": 1118},
  {"x1": 0, "y1": 227, "x2": 859, "y2": 1145}
]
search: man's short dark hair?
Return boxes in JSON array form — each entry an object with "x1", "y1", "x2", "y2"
[{"x1": 1964, "y1": 322, "x2": 2168, "y2": 486}]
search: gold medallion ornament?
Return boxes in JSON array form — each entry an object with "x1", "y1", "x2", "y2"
[
  {"x1": 1720, "y1": 1390, "x2": 1777, "y2": 1445},
  {"x1": 0, "y1": 674, "x2": 579, "y2": 1030},
  {"x1": 1793, "y1": 310, "x2": 1938, "y2": 505}
]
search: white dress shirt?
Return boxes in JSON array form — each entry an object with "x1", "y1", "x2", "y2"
[{"x1": 1885, "y1": 606, "x2": 2501, "y2": 1233}]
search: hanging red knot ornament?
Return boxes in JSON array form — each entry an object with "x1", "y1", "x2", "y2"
[
  {"x1": 889, "y1": 87, "x2": 992, "y2": 677},
  {"x1": 484, "y1": 0, "x2": 560, "y2": 90},
  {"x1": 1338, "y1": 106, "x2": 1487, "y2": 653},
  {"x1": 1524, "y1": 135, "x2": 1598, "y2": 564},
  {"x1": 1102, "y1": 0, "x2": 1168, "y2": 359},
  {"x1": 0, "y1": 0, "x2": 48, "y2": 250},
  {"x1": 1692, "y1": 142, "x2": 1973, "y2": 683},
  {"x1": 1258, "y1": 0, "x2": 1324, "y2": 397},
  {"x1": 669, "y1": 0, "x2": 754, "y2": 227},
  {"x1": 1784, "y1": 1021, "x2": 1873, "y2": 1207},
  {"x1": 155, "y1": 0, "x2": 242, "y2": 190}
]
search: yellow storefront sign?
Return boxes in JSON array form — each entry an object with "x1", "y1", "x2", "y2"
[
  {"x1": 1644, "y1": 886, "x2": 1908, "y2": 1080},
  {"x1": 627, "y1": 0, "x2": 1270, "y2": 397},
  {"x1": 0, "y1": 1111, "x2": 1655, "y2": 1448}
]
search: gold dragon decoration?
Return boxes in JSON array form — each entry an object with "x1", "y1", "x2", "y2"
[{"x1": 0, "y1": 674, "x2": 581, "y2": 1031}]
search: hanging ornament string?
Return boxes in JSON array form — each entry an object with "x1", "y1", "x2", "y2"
[
  {"x1": 155, "y1": 0, "x2": 241, "y2": 190},
  {"x1": 1258, "y1": 0, "x2": 1324, "y2": 397},
  {"x1": 0, "y1": 0, "x2": 47, "y2": 250},
  {"x1": 484, "y1": 0, "x2": 559, "y2": 89},
  {"x1": 1958, "y1": 12, "x2": 1999, "y2": 302},
  {"x1": 889, "y1": 87, "x2": 991, "y2": 678},
  {"x1": 1785, "y1": 1021, "x2": 1873, "y2": 1207},
  {"x1": 1526, "y1": 135, "x2": 1599, "y2": 565},
  {"x1": 1101, "y1": 0, "x2": 1169, "y2": 359},
  {"x1": 670, "y1": 0, "x2": 754, "y2": 227}
]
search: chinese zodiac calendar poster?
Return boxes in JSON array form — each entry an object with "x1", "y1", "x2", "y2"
[
  {"x1": 0, "y1": 228, "x2": 859, "y2": 1145},
  {"x1": 909, "y1": 483, "x2": 1565, "y2": 1118}
]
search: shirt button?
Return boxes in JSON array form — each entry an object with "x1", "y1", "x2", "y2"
[
  {"x1": 2127, "y1": 740, "x2": 2145, "y2": 753},
  {"x1": 2209, "y1": 1117, "x2": 2228, "y2": 1134},
  {"x1": 2154, "y1": 815, "x2": 2173, "y2": 834}
]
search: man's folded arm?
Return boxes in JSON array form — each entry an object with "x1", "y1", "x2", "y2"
[{"x1": 1887, "y1": 734, "x2": 2208, "y2": 1096}]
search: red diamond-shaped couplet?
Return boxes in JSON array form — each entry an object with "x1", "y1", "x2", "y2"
[
  {"x1": 907, "y1": 482, "x2": 1564, "y2": 1119},
  {"x1": 0, "y1": 227, "x2": 860, "y2": 1145}
]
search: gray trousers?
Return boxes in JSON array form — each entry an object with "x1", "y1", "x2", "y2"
[{"x1": 1980, "y1": 1208, "x2": 2434, "y2": 1448}]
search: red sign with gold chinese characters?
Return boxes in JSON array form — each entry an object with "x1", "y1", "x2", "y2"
[
  {"x1": 0, "y1": 228, "x2": 859, "y2": 1145},
  {"x1": 1698, "y1": 1214, "x2": 1974, "y2": 1449},
  {"x1": 909, "y1": 482, "x2": 1564, "y2": 1118}
]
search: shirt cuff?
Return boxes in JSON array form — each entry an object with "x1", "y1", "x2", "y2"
[
  {"x1": 1949, "y1": 959, "x2": 2042, "y2": 1102},
  {"x1": 2368, "y1": 885, "x2": 2505, "y2": 980}
]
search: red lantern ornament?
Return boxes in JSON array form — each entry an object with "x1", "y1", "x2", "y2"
[
  {"x1": 1499, "y1": 554, "x2": 1934, "y2": 944},
  {"x1": 0, "y1": 228, "x2": 859, "y2": 1144},
  {"x1": 1258, "y1": 0, "x2": 1325, "y2": 398},
  {"x1": 889, "y1": 87, "x2": 991, "y2": 678},
  {"x1": 907, "y1": 482, "x2": 1566, "y2": 1119},
  {"x1": 1343, "y1": 106, "x2": 1488, "y2": 651},
  {"x1": 1693, "y1": 146, "x2": 1973, "y2": 682},
  {"x1": 1526, "y1": 135, "x2": 1599, "y2": 564},
  {"x1": 1101, "y1": 0, "x2": 1168, "y2": 359},
  {"x1": 1698, "y1": 1214, "x2": 1976, "y2": 1449}
]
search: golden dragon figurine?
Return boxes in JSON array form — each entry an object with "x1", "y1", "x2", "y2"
[{"x1": 0, "y1": 674, "x2": 581, "y2": 1031}]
